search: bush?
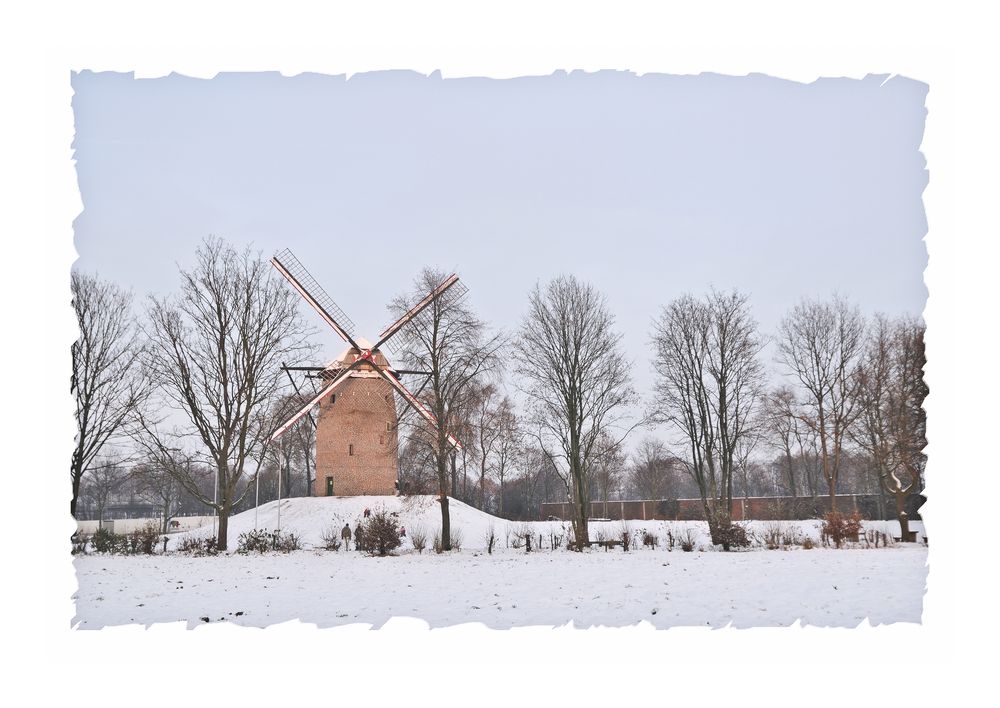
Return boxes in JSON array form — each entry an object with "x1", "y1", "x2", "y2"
[
  {"x1": 91, "y1": 527, "x2": 129, "y2": 554},
  {"x1": 715, "y1": 522, "x2": 750, "y2": 551},
  {"x1": 641, "y1": 530, "x2": 658, "y2": 550},
  {"x1": 781, "y1": 525, "x2": 803, "y2": 548},
  {"x1": 620, "y1": 522, "x2": 632, "y2": 552},
  {"x1": 550, "y1": 525, "x2": 566, "y2": 551},
  {"x1": 177, "y1": 534, "x2": 219, "y2": 556},
  {"x1": 864, "y1": 527, "x2": 894, "y2": 549},
  {"x1": 801, "y1": 536, "x2": 815, "y2": 550},
  {"x1": 761, "y1": 521, "x2": 784, "y2": 550},
  {"x1": 236, "y1": 528, "x2": 301, "y2": 554},
  {"x1": 511, "y1": 523, "x2": 531, "y2": 552},
  {"x1": 410, "y1": 525, "x2": 427, "y2": 553},
  {"x1": 680, "y1": 528, "x2": 697, "y2": 552},
  {"x1": 71, "y1": 533, "x2": 90, "y2": 555},
  {"x1": 358, "y1": 510, "x2": 402, "y2": 556},
  {"x1": 433, "y1": 528, "x2": 442, "y2": 553},
  {"x1": 320, "y1": 525, "x2": 343, "y2": 551},
  {"x1": 484, "y1": 525, "x2": 496, "y2": 555},
  {"x1": 449, "y1": 526, "x2": 463, "y2": 552},
  {"x1": 821, "y1": 511, "x2": 863, "y2": 548},
  {"x1": 131, "y1": 522, "x2": 161, "y2": 555}
]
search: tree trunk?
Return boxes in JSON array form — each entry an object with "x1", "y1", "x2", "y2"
[
  {"x1": 895, "y1": 492, "x2": 911, "y2": 541},
  {"x1": 71, "y1": 472, "x2": 82, "y2": 519},
  {"x1": 217, "y1": 505, "x2": 229, "y2": 551},
  {"x1": 439, "y1": 494, "x2": 451, "y2": 551},
  {"x1": 784, "y1": 447, "x2": 796, "y2": 497}
]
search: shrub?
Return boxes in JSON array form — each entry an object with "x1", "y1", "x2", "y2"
[
  {"x1": 410, "y1": 525, "x2": 428, "y2": 553},
  {"x1": 358, "y1": 510, "x2": 402, "y2": 556},
  {"x1": 236, "y1": 528, "x2": 301, "y2": 554},
  {"x1": 484, "y1": 525, "x2": 496, "y2": 554},
  {"x1": 620, "y1": 522, "x2": 632, "y2": 552},
  {"x1": 320, "y1": 525, "x2": 343, "y2": 551},
  {"x1": 780, "y1": 525, "x2": 803, "y2": 548},
  {"x1": 550, "y1": 525, "x2": 566, "y2": 551},
  {"x1": 71, "y1": 533, "x2": 90, "y2": 555},
  {"x1": 641, "y1": 530, "x2": 658, "y2": 550},
  {"x1": 91, "y1": 527, "x2": 116, "y2": 554},
  {"x1": 131, "y1": 522, "x2": 161, "y2": 555},
  {"x1": 680, "y1": 528, "x2": 697, "y2": 552},
  {"x1": 511, "y1": 523, "x2": 532, "y2": 552},
  {"x1": 864, "y1": 527, "x2": 894, "y2": 549},
  {"x1": 449, "y1": 526, "x2": 463, "y2": 551},
  {"x1": 177, "y1": 534, "x2": 219, "y2": 556},
  {"x1": 761, "y1": 521, "x2": 784, "y2": 550},
  {"x1": 714, "y1": 522, "x2": 750, "y2": 551},
  {"x1": 821, "y1": 511, "x2": 863, "y2": 548},
  {"x1": 510, "y1": 528, "x2": 522, "y2": 550},
  {"x1": 801, "y1": 536, "x2": 815, "y2": 550}
]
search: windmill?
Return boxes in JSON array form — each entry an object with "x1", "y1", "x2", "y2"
[{"x1": 269, "y1": 249, "x2": 466, "y2": 497}]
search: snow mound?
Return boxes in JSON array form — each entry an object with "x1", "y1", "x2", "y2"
[{"x1": 173, "y1": 495, "x2": 547, "y2": 551}]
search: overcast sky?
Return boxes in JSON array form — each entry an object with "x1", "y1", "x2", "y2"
[{"x1": 71, "y1": 69, "x2": 928, "y2": 445}]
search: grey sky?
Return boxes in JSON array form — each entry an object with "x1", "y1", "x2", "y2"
[{"x1": 71, "y1": 69, "x2": 928, "y2": 441}]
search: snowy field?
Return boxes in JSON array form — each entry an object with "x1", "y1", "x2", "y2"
[{"x1": 72, "y1": 496, "x2": 927, "y2": 629}]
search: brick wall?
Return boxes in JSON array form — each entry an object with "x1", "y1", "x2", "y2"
[
  {"x1": 540, "y1": 494, "x2": 924, "y2": 522},
  {"x1": 314, "y1": 373, "x2": 398, "y2": 496}
]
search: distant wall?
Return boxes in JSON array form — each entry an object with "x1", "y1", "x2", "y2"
[
  {"x1": 76, "y1": 516, "x2": 215, "y2": 535},
  {"x1": 540, "y1": 494, "x2": 925, "y2": 522}
]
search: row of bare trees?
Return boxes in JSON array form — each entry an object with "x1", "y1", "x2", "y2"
[
  {"x1": 72, "y1": 235, "x2": 925, "y2": 551},
  {"x1": 649, "y1": 290, "x2": 926, "y2": 542}
]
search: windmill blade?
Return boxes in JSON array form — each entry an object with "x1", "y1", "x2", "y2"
[
  {"x1": 270, "y1": 361, "x2": 360, "y2": 442},
  {"x1": 373, "y1": 367, "x2": 462, "y2": 450},
  {"x1": 281, "y1": 364, "x2": 317, "y2": 432},
  {"x1": 374, "y1": 274, "x2": 468, "y2": 353},
  {"x1": 272, "y1": 249, "x2": 362, "y2": 350}
]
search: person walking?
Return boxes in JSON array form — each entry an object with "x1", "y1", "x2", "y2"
[
  {"x1": 340, "y1": 523, "x2": 351, "y2": 551},
  {"x1": 354, "y1": 521, "x2": 364, "y2": 552}
]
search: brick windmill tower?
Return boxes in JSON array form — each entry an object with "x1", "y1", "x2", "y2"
[{"x1": 269, "y1": 249, "x2": 464, "y2": 496}]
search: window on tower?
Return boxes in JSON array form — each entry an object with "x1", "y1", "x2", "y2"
[
  {"x1": 349, "y1": 444, "x2": 354, "y2": 456},
  {"x1": 330, "y1": 394, "x2": 336, "y2": 404}
]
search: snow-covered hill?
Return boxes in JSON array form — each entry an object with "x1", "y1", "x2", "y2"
[
  {"x1": 172, "y1": 495, "x2": 560, "y2": 552},
  {"x1": 172, "y1": 495, "x2": 923, "y2": 553}
]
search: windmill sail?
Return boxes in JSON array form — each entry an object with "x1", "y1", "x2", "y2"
[{"x1": 272, "y1": 248, "x2": 360, "y2": 350}]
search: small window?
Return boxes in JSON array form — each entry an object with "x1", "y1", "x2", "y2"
[
  {"x1": 330, "y1": 394, "x2": 336, "y2": 404},
  {"x1": 386, "y1": 421, "x2": 392, "y2": 431},
  {"x1": 379, "y1": 435, "x2": 384, "y2": 445},
  {"x1": 348, "y1": 444, "x2": 354, "y2": 456}
]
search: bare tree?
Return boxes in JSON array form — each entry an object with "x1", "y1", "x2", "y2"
[
  {"x1": 516, "y1": 275, "x2": 637, "y2": 549},
  {"x1": 589, "y1": 431, "x2": 627, "y2": 512},
  {"x1": 390, "y1": 267, "x2": 504, "y2": 550},
  {"x1": 777, "y1": 296, "x2": 865, "y2": 513},
  {"x1": 651, "y1": 290, "x2": 764, "y2": 544},
  {"x1": 629, "y1": 437, "x2": 678, "y2": 501},
  {"x1": 137, "y1": 237, "x2": 312, "y2": 550},
  {"x1": 71, "y1": 271, "x2": 147, "y2": 518},
  {"x1": 80, "y1": 456, "x2": 130, "y2": 530},
  {"x1": 471, "y1": 382, "x2": 502, "y2": 510},
  {"x1": 762, "y1": 386, "x2": 800, "y2": 497},
  {"x1": 132, "y1": 460, "x2": 183, "y2": 533},
  {"x1": 491, "y1": 396, "x2": 521, "y2": 517},
  {"x1": 852, "y1": 314, "x2": 926, "y2": 537}
]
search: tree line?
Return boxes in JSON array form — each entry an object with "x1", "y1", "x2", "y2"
[{"x1": 72, "y1": 237, "x2": 926, "y2": 550}]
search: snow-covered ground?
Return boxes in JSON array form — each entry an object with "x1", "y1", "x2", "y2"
[{"x1": 72, "y1": 496, "x2": 927, "y2": 629}]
